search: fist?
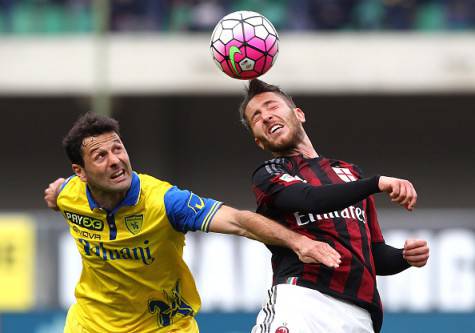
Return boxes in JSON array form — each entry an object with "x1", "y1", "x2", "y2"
[
  {"x1": 403, "y1": 239, "x2": 429, "y2": 267},
  {"x1": 44, "y1": 178, "x2": 65, "y2": 211},
  {"x1": 378, "y1": 176, "x2": 417, "y2": 211}
]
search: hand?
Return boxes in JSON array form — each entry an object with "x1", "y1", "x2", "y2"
[
  {"x1": 44, "y1": 178, "x2": 65, "y2": 211},
  {"x1": 378, "y1": 176, "x2": 417, "y2": 211},
  {"x1": 294, "y1": 236, "x2": 341, "y2": 268},
  {"x1": 403, "y1": 239, "x2": 429, "y2": 267}
]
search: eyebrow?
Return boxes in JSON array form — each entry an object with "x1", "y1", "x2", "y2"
[
  {"x1": 252, "y1": 100, "x2": 278, "y2": 115},
  {"x1": 262, "y1": 100, "x2": 276, "y2": 108},
  {"x1": 88, "y1": 138, "x2": 122, "y2": 154}
]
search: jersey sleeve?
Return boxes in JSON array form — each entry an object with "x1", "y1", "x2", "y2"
[
  {"x1": 366, "y1": 195, "x2": 384, "y2": 243},
  {"x1": 252, "y1": 159, "x2": 380, "y2": 214},
  {"x1": 252, "y1": 159, "x2": 303, "y2": 206},
  {"x1": 163, "y1": 186, "x2": 223, "y2": 233}
]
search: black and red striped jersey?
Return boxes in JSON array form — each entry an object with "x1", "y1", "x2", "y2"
[{"x1": 252, "y1": 155, "x2": 385, "y2": 332}]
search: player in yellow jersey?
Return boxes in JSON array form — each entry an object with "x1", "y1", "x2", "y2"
[{"x1": 44, "y1": 113, "x2": 343, "y2": 333}]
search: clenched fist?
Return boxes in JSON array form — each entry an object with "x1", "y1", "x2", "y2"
[
  {"x1": 43, "y1": 177, "x2": 65, "y2": 211},
  {"x1": 403, "y1": 239, "x2": 429, "y2": 267},
  {"x1": 378, "y1": 176, "x2": 417, "y2": 211}
]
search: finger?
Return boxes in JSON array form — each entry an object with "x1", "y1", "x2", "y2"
[
  {"x1": 405, "y1": 239, "x2": 427, "y2": 248},
  {"x1": 323, "y1": 257, "x2": 340, "y2": 268},
  {"x1": 399, "y1": 182, "x2": 414, "y2": 206},
  {"x1": 315, "y1": 251, "x2": 340, "y2": 268},
  {"x1": 321, "y1": 244, "x2": 341, "y2": 263},
  {"x1": 320, "y1": 257, "x2": 338, "y2": 268},
  {"x1": 408, "y1": 259, "x2": 428, "y2": 267},
  {"x1": 408, "y1": 186, "x2": 418, "y2": 210},
  {"x1": 324, "y1": 245, "x2": 341, "y2": 260},
  {"x1": 405, "y1": 239, "x2": 427, "y2": 250},
  {"x1": 390, "y1": 181, "x2": 400, "y2": 199},
  {"x1": 402, "y1": 182, "x2": 415, "y2": 208},
  {"x1": 326, "y1": 252, "x2": 341, "y2": 266},
  {"x1": 405, "y1": 245, "x2": 429, "y2": 255},
  {"x1": 405, "y1": 254, "x2": 429, "y2": 262},
  {"x1": 395, "y1": 182, "x2": 407, "y2": 202}
]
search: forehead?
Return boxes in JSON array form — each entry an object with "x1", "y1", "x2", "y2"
[
  {"x1": 245, "y1": 92, "x2": 286, "y2": 114},
  {"x1": 82, "y1": 132, "x2": 122, "y2": 153}
]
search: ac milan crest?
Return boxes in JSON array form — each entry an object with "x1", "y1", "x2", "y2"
[
  {"x1": 275, "y1": 326, "x2": 289, "y2": 333},
  {"x1": 332, "y1": 167, "x2": 357, "y2": 182}
]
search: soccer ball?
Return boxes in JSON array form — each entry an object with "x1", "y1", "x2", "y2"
[{"x1": 210, "y1": 11, "x2": 279, "y2": 80}]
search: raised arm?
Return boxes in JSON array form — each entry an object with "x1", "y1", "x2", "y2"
[
  {"x1": 272, "y1": 176, "x2": 417, "y2": 213},
  {"x1": 208, "y1": 205, "x2": 341, "y2": 268}
]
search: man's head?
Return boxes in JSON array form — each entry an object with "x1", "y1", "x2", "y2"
[
  {"x1": 239, "y1": 79, "x2": 307, "y2": 154},
  {"x1": 63, "y1": 113, "x2": 133, "y2": 194}
]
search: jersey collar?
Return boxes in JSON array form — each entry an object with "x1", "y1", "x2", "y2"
[{"x1": 86, "y1": 171, "x2": 141, "y2": 213}]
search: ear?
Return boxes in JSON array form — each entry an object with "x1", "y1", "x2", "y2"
[
  {"x1": 294, "y1": 108, "x2": 306, "y2": 123},
  {"x1": 72, "y1": 164, "x2": 87, "y2": 182},
  {"x1": 254, "y1": 137, "x2": 265, "y2": 151}
]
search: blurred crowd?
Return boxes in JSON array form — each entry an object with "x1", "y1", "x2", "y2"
[{"x1": 0, "y1": 0, "x2": 474, "y2": 34}]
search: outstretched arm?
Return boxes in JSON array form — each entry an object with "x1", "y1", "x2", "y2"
[
  {"x1": 273, "y1": 175, "x2": 417, "y2": 213},
  {"x1": 209, "y1": 205, "x2": 341, "y2": 268}
]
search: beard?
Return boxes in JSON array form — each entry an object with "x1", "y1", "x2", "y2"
[{"x1": 260, "y1": 124, "x2": 305, "y2": 155}]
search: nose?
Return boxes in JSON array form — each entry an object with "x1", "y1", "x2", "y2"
[
  {"x1": 262, "y1": 112, "x2": 273, "y2": 124},
  {"x1": 108, "y1": 152, "x2": 120, "y2": 167}
]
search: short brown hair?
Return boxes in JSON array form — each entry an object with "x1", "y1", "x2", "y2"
[
  {"x1": 239, "y1": 79, "x2": 295, "y2": 130},
  {"x1": 63, "y1": 112, "x2": 120, "y2": 166}
]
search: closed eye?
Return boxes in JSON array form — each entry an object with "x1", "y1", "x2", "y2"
[{"x1": 251, "y1": 110, "x2": 261, "y2": 122}]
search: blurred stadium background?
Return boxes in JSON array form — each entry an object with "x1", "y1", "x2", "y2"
[{"x1": 0, "y1": 0, "x2": 474, "y2": 332}]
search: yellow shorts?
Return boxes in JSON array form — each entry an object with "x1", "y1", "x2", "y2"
[{"x1": 64, "y1": 304, "x2": 199, "y2": 333}]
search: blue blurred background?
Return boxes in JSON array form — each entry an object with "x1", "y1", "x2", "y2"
[{"x1": 0, "y1": 1, "x2": 474, "y2": 332}]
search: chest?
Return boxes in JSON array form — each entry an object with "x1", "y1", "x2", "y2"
[{"x1": 296, "y1": 160, "x2": 358, "y2": 186}]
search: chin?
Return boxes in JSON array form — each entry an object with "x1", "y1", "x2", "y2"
[
  {"x1": 266, "y1": 140, "x2": 295, "y2": 153},
  {"x1": 109, "y1": 179, "x2": 132, "y2": 192}
]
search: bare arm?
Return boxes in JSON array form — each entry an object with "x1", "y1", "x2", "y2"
[{"x1": 208, "y1": 205, "x2": 341, "y2": 268}]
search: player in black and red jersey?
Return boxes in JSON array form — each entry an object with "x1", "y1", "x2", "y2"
[{"x1": 239, "y1": 79, "x2": 429, "y2": 333}]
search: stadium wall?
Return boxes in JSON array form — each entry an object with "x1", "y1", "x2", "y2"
[{"x1": 0, "y1": 34, "x2": 474, "y2": 94}]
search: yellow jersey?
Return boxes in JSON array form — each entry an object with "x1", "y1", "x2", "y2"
[{"x1": 57, "y1": 172, "x2": 222, "y2": 333}]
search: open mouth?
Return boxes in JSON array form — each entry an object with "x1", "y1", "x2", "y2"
[
  {"x1": 111, "y1": 170, "x2": 125, "y2": 180},
  {"x1": 269, "y1": 124, "x2": 283, "y2": 134}
]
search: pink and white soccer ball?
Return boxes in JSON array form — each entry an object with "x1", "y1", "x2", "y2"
[{"x1": 210, "y1": 11, "x2": 279, "y2": 80}]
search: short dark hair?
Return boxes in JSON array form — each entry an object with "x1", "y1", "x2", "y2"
[
  {"x1": 239, "y1": 79, "x2": 296, "y2": 130},
  {"x1": 62, "y1": 112, "x2": 120, "y2": 166}
]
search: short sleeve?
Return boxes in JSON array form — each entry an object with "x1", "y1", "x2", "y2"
[
  {"x1": 164, "y1": 186, "x2": 223, "y2": 233},
  {"x1": 59, "y1": 175, "x2": 75, "y2": 194}
]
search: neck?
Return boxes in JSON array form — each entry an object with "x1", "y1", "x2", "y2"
[
  {"x1": 89, "y1": 186, "x2": 127, "y2": 211},
  {"x1": 272, "y1": 134, "x2": 319, "y2": 159}
]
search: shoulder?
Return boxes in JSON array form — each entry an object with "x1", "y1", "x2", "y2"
[
  {"x1": 137, "y1": 173, "x2": 173, "y2": 194},
  {"x1": 252, "y1": 157, "x2": 295, "y2": 179},
  {"x1": 57, "y1": 175, "x2": 88, "y2": 208},
  {"x1": 328, "y1": 158, "x2": 364, "y2": 178},
  {"x1": 58, "y1": 175, "x2": 83, "y2": 197}
]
